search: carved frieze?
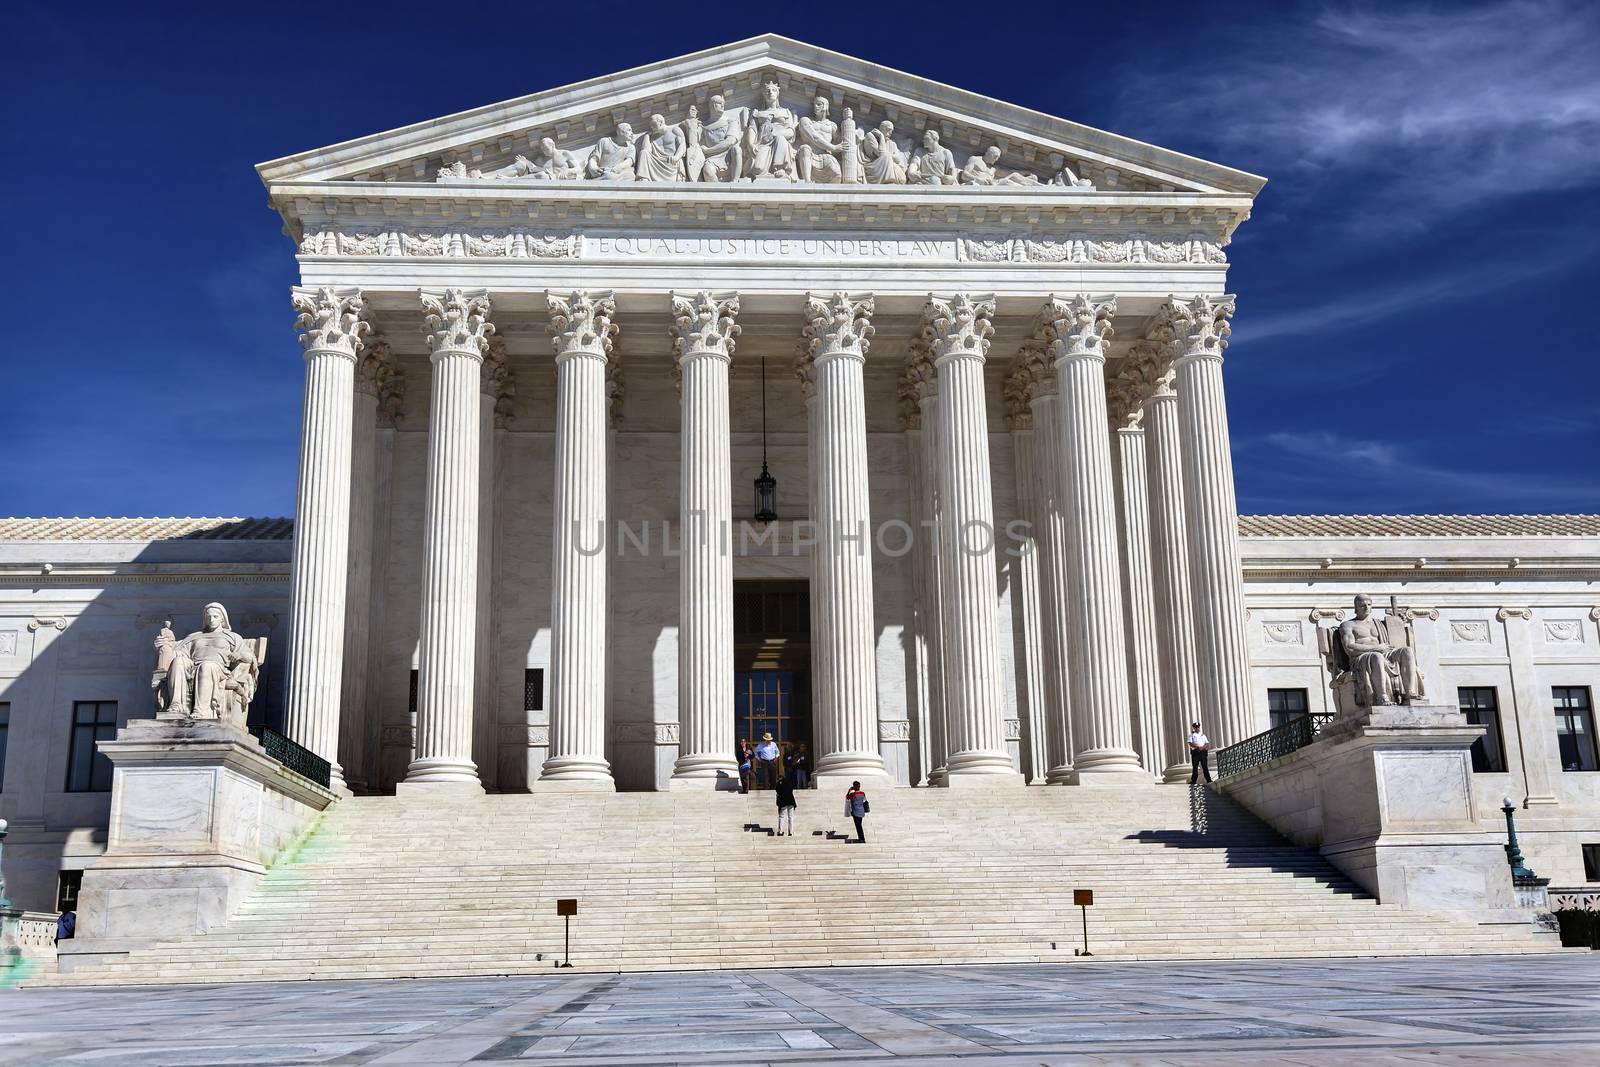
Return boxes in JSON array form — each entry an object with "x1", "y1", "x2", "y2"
[
  {"x1": 423, "y1": 79, "x2": 1098, "y2": 192},
  {"x1": 1451, "y1": 620, "x2": 1491, "y2": 644},
  {"x1": 296, "y1": 229, "x2": 1224, "y2": 265},
  {"x1": 1544, "y1": 620, "x2": 1584, "y2": 644}
]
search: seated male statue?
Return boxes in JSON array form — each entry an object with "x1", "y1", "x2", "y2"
[
  {"x1": 1337, "y1": 593, "x2": 1423, "y2": 707},
  {"x1": 153, "y1": 602, "x2": 260, "y2": 726}
]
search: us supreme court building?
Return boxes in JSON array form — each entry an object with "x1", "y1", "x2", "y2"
[{"x1": 2, "y1": 35, "x2": 1598, "y2": 921}]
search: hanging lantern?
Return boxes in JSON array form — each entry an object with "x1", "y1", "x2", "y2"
[{"x1": 754, "y1": 355, "x2": 778, "y2": 523}]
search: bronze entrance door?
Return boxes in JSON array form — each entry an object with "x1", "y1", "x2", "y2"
[{"x1": 733, "y1": 579, "x2": 812, "y2": 787}]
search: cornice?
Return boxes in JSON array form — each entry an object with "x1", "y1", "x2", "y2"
[{"x1": 271, "y1": 180, "x2": 1251, "y2": 243}]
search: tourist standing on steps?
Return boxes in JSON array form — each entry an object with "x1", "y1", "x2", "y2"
[
  {"x1": 755, "y1": 732, "x2": 781, "y2": 790},
  {"x1": 845, "y1": 781, "x2": 868, "y2": 843},
  {"x1": 775, "y1": 777, "x2": 798, "y2": 836},
  {"x1": 737, "y1": 738, "x2": 754, "y2": 794},
  {"x1": 789, "y1": 742, "x2": 810, "y2": 789},
  {"x1": 1188, "y1": 722, "x2": 1213, "y2": 784}
]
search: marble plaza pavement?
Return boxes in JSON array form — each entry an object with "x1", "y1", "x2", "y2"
[{"x1": 2, "y1": 955, "x2": 1598, "y2": 1065}]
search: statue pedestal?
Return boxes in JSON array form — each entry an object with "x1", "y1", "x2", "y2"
[
  {"x1": 1221, "y1": 705, "x2": 1522, "y2": 919},
  {"x1": 58, "y1": 719, "x2": 335, "y2": 974}
]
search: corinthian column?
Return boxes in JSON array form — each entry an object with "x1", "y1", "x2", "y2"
[
  {"x1": 474, "y1": 337, "x2": 511, "y2": 791},
  {"x1": 1134, "y1": 344, "x2": 1205, "y2": 782},
  {"x1": 802, "y1": 294, "x2": 889, "y2": 783},
  {"x1": 540, "y1": 291, "x2": 617, "y2": 787},
  {"x1": 1159, "y1": 295, "x2": 1257, "y2": 748},
  {"x1": 403, "y1": 288, "x2": 494, "y2": 791},
  {"x1": 1038, "y1": 295, "x2": 1142, "y2": 778},
  {"x1": 1003, "y1": 370, "x2": 1050, "y2": 784},
  {"x1": 669, "y1": 292, "x2": 740, "y2": 785},
  {"x1": 285, "y1": 286, "x2": 368, "y2": 792},
  {"x1": 339, "y1": 335, "x2": 392, "y2": 793},
  {"x1": 1108, "y1": 372, "x2": 1165, "y2": 778},
  {"x1": 903, "y1": 350, "x2": 949, "y2": 784},
  {"x1": 1023, "y1": 346, "x2": 1076, "y2": 785},
  {"x1": 922, "y1": 295, "x2": 1022, "y2": 786}
]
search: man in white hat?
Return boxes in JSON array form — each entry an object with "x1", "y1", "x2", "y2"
[{"x1": 754, "y1": 732, "x2": 781, "y2": 790}]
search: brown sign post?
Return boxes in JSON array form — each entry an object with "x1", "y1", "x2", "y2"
[
  {"x1": 1073, "y1": 889, "x2": 1093, "y2": 956},
  {"x1": 556, "y1": 899, "x2": 577, "y2": 967}
]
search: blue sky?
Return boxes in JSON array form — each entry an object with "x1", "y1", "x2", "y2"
[{"x1": 5, "y1": 0, "x2": 1597, "y2": 518}]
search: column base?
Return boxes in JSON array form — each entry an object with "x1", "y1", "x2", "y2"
[
  {"x1": 537, "y1": 755, "x2": 614, "y2": 785},
  {"x1": 1073, "y1": 747, "x2": 1143, "y2": 774},
  {"x1": 814, "y1": 753, "x2": 890, "y2": 779},
  {"x1": 1045, "y1": 765, "x2": 1077, "y2": 785},
  {"x1": 814, "y1": 770, "x2": 895, "y2": 792},
  {"x1": 1162, "y1": 762, "x2": 1194, "y2": 784},
  {"x1": 397, "y1": 757, "x2": 484, "y2": 795}
]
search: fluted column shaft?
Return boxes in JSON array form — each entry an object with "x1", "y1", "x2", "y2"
[
  {"x1": 924, "y1": 295, "x2": 1021, "y2": 784},
  {"x1": 1166, "y1": 296, "x2": 1257, "y2": 747},
  {"x1": 473, "y1": 357, "x2": 502, "y2": 790},
  {"x1": 916, "y1": 389, "x2": 951, "y2": 784},
  {"x1": 285, "y1": 287, "x2": 367, "y2": 792},
  {"x1": 1144, "y1": 382, "x2": 1205, "y2": 781},
  {"x1": 1010, "y1": 423, "x2": 1051, "y2": 782},
  {"x1": 1113, "y1": 423, "x2": 1165, "y2": 777},
  {"x1": 406, "y1": 288, "x2": 494, "y2": 789},
  {"x1": 338, "y1": 370, "x2": 380, "y2": 792},
  {"x1": 671, "y1": 292, "x2": 739, "y2": 783},
  {"x1": 806, "y1": 295, "x2": 888, "y2": 781},
  {"x1": 1045, "y1": 296, "x2": 1141, "y2": 774},
  {"x1": 542, "y1": 292, "x2": 616, "y2": 785},
  {"x1": 1029, "y1": 391, "x2": 1076, "y2": 783}
]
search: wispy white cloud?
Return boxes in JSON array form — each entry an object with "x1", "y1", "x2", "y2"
[
  {"x1": 1229, "y1": 231, "x2": 1597, "y2": 346},
  {"x1": 1115, "y1": 1, "x2": 1600, "y2": 227},
  {"x1": 1237, "y1": 430, "x2": 1600, "y2": 513}
]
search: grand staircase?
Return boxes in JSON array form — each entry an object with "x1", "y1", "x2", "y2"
[{"x1": 41, "y1": 785, "x2": 1563, "y2": 985}]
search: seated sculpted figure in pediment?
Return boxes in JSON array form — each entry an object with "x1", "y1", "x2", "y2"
[{"x1": 152, "y1": 602, "x2": 263, "y2": 728}]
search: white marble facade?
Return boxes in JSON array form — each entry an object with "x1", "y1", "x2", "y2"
[{"x1": 1, "y1": 37, "x2": 1599, "y2": 910}]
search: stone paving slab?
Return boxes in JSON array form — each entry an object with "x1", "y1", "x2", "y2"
[{"x1": 0, "y1": 955, "x2": 1596, "y2": 1065}]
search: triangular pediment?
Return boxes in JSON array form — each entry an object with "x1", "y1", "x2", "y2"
[{"x1": 258, "y1": 35, "x2": 1264, "y2": 197}]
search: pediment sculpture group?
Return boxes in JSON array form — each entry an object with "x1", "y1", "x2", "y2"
[{"x1": 439, "y1": 81, "x2": 1094, "y2": 190}]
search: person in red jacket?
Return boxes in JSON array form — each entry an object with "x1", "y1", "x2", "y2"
[{"x1": 845, "y1": 781, "x2": 868, "y2": 843}]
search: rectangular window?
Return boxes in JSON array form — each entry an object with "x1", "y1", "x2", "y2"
[
  {"x1": 0, "y1": 702, "x2": 9, "y2": 792},
  {"x1": 1267, "y1": 688, "x2": 1309, "y2": 731},
  {"x1": 408, "y1": 669, "x2": 419, "y2": 717},
  {"x1": 1583, "y1": 844, "x2": 1600, "y2": 882},
  {"x1": 523, "y1": 669, "x2": 544, "y2": 712},
  {"x1": 65, "y1": 701, "x2": 118, "y2": 792},
  {"x1": 1458, "y1": 687, "x2": 1507, "y2": 773},
  {"x1": 1554, "y1": 687, "x2": 1598, "y2": 772},
  {"x1": 57, "y1": 869, "x2": 83, "y2": 912}
]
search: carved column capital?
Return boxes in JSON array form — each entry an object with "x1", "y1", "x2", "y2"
[
  {"x1": 377, "y1": 363, "x2": 407, "y2": 428},
  {"x1": 354, "y1": 336, "x2": 394, "y2": 397},
  {"x1": 1157, "y1": 294, "x2": 1235, "y2": 364},
  {"x1": 1496, "y1": 606, "x2": 1533, "y2": 622},
  {"x1": 1037, "y1": 294, "x2": 1116, "y2": 366},
  {"x1": 670, "y1": 290, "x2": 740, "y2": 364},
  {"x1": 420, "y1": 287, "x2": 495, "y2": 360},
  {"x1": 897, "y1": 340, "x2": 937, "y2": 429},
  {"x1": 794, "y1": 339, "x2": 817, "y2": 402},
  {"x1": 481, "y1": 336, "x2": 516, "y2": 427},
  {"x1": 1004, "y1": 341, "x2": 1052, "y2": 430},
  {"x1": 802, "y1": 292, "x2": 875, "y2": 364},
  {"x1": 1105, "y1": 372, "x2": 1145, "y2": 432},
  {"x1": 293, "y1": 286, "x2": 369, "y2": 360},
  {"x1": 920, "y1": 293, "x2": 995, "y2": 364},
  {"x1": 547, "y1": 290, "x2": 618, "y2": 362}
]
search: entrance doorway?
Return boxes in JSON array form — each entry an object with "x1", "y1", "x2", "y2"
[{"x1": 733, "y1": 579, "x2": 811, "y2": 788}]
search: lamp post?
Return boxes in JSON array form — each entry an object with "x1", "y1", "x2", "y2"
[
  {"x1": 1501, "y1": 797, "x2": 1537, "y2": 881},
  {"x1": 753, "y1": 355, "x2": 778, "y2": 523}
]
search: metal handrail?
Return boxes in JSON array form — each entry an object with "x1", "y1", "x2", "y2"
[
  {"x1": 249, "y1": 726, "x2": 332, "y2": 790},
  {"x1": 1214, "y1": 713, "x2": 1335, "y2": 779}
]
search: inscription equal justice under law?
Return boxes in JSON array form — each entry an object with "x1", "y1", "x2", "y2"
[{"x1": 588, "y1": 235, "x2": 955, "y2": 261}]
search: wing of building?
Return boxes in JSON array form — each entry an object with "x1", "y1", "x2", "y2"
[{"x1": 1, "y1": 36, "x2": 1596, "y2": 965}]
